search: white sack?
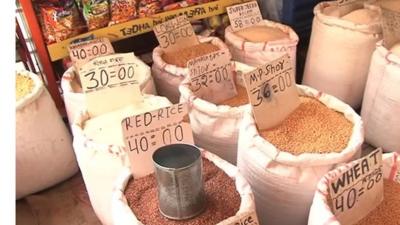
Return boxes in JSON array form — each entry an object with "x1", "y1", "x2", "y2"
[
  {"x1": 152, "y1": 36, "x2": 230, "y2": 104},
  {"x1": 16, "y1": 70, "x2": 78, "y2": 199},
  {"x1": 302, "y1": 1, "x2": 382, "y2": 109},
  {"x1": 237, "y1": 84, "x2": 364, "y2": 225},
  {"x1": 112, "y1": 150, "x2": 258, "y2": 225},
  {"x1": 361, "y1": 41, "x2": 400, "y2": 153}
]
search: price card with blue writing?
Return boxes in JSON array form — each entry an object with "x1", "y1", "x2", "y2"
[
  {"x1": 79, "y1": 53, "x2": 143, "y2": 117},
  {"x1": 121, "y1": 103, "x2": 194, "y2": 178},
  {"x1": 153, "y1": 15, "x2": 199, "y2": 53},
  {"x1": 328, "y1": 148, "x2": 384, "y2": 225},
  {"x1": 187, "y1": 49, "x2": 237, "y2": 104},
  {"x1": 381, "y1": 2, "x2": 400, "y2": 49},
  {"x1": 227, "y1": 1, "x2": 263, "y2": 32},
  {"x1": 242, "y1": 54, "x2": 300, "y2": 130},
  {"x1": 68, "y1": 37, "x2": 114, "y2": 68}
]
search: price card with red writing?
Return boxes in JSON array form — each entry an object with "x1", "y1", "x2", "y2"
[
  {"x1": 153, "y1": 15, "x2": 199, "y2": 53},
  {"x1": 381, "y1": 3, "x2": 400, "y2": 49},
  {"x1": 242, "y1": 54, "x2": 300, "y2": 130},
  {"x1": 187, "y1": 50, "x2": 237, "y2": 104},
  {"x1": 328, "y1": 148, "x2": 384, "y2": 225},
  {"x1": 68, "y1": 37, "x2": 114, "y2": 68},
  {"x1": 79, "y1": 53, "x2": 144, "y2": 117},
  {"x1": 224, "y1": 211, "x2": 259, "y2": 225},
  {"x1": 227, "y1": 1, "x2": 263, "y2": 32},
  {"x1": 121, "y1": 103, "x2": 194, "y2": 178}
]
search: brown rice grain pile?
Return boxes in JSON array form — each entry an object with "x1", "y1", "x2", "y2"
[
  {"x1": 16, "y1": 74, "x2": 34, "y2": 101},
  {"x1": 162, "y1": 43, "x2": 220, "y2": 68},
  {"x1": 259, "y1": 96, "x2": 353, "y2": 155}
]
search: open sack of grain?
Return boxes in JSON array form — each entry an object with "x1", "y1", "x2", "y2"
[
  {"x1": 71, "y1": 95, "x2": 171, "y2": 225},
  {"x1": 361, "y1": 40, "x2": 400, "y2": 153},
  {"x1": 112, "y1": 150, "x2": 258, "y2": 225},
  {"x1": 308, "y1": 151, "x2": 400, "y2": 225},
  {"x1": 224, "y1": 19, "x2": 299, "y2": 67},
  {"x1": 302, "y1": 1, "x2": 382, "y2": 109},
  {"x1": 16, "y1": 70, "x2": 78, "y2": 199},
  {"x1": 179, "y1": 61, "x2": 255, "y2": 165},
  {"x1": 61, "y1": 55, "x2": 156, "y2": 124},
  {"x1": 152, "y1": 35, "x2": 230, "y2": 104},
  {"x1": 237, "y1": 84, "x2": 364, "y2": 225}
]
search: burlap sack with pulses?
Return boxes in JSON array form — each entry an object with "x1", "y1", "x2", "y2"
[
  {"x1": 179, "y1": 62, "x2": 254, "y2": 165},
  {"x1": 16, "y1": 70, "x2": 78, "y2": 199},
  {"x1": 71, "y1": 96, "x2": 171, "y2": 225},
  {"x1": 224, "y1": 20, "x2": 299, "y2": 67},
  {"x1": 308, "y1": 152, "x2": 399, "y2": 225},
  {"x1": 361, "y1": 41, "x2": 400, "y2": 153},
  {"x1": 152, "y1": 36, "x2": 230, "y2": 104},
  {"x1": 61, "y1": 59, "x2": 157, "y2": 124},
  {"x1": 302, "y1": 1, "x2": 382, "y2": 109},
  {"x1": 112, "y1": 150, "x2": 258, "y2": 225},
  {"x1": 237, "y1": 85, "x2": 364, "y2": 225}
]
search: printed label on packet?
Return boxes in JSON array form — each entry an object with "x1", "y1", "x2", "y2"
[
  {"x1": 121, "y1": 103, "x2": 194, "y2": 178},
  {"x1": 224, "y1": 211, "x2": 259, "y2": 225},
  {"x1": 328, "y1": 148, "x2": 384, "y2": 225},
  {"x1": 380, "y1": 5, "x2": 400, "y2": 49},
  {"x1": 68, "y1": 37, "x2": 114, "y2": 68},
  {"x1": 153, "y1": 15, "x2": 199, "y2": 53},
  {"x1": 227, "y1": 1, "x2": 263, "y2": 32},
  {"x1": 79, "y1": 53, "x2": 143, "y2": 117},
  {"x1": 242, "y1": 54, "x2": 300, "y2": 130},
  {"x1": 187, "y1": 49, "x2": 237, "y2": 104}
]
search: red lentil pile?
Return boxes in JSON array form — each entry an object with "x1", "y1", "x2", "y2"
[
  {"x1": 259, "y1": 96, "x2": 353, "y2": 155},
  {"x1": 220, "y1": 84, "x2": 249, "y2": 107},
  {"x1": 124, "y1": 158, "x2": 241, "y2": 225},
  {"x1": 356, "y1": 180, "x2": 400, "y2": 225},
  {"x1": 162, "y1": 43, "x2": 220, "y2": 68}
]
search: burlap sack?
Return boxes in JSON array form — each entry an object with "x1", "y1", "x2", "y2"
[
  {"x1": 237, "y1": 84, "x2": 364, "y2": 225},
  {"x1": 361, "y1": 40, "x2": 400, "y2": 153},
  {"x1": 302, "y1": 1, "x2": 382, "y2": 109},
  {"x1": 16, "y1": 70, "x2": 78, "y2": 199},
  {"x1": 151, "y1": 36, "x2": 230, "y2": 104}
]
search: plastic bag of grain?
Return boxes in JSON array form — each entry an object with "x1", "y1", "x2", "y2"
[
  {"x1": 61, "y1": 56, "x2": 157, "y2": 124},
  {"x1": 302, "y1": 1, "x2": 382, "y2": 109},
  {"x1": 361, "y1": 40, "x2": 400, "y2": 153},
  {"x1": 224, "y1": 19, "x2": 299, "y2": 67},
  {"x1": 71, "y1": 95, "x2": 171, "y2": 225},
  {"x1": 237, "y1": 84, "x2": 364, "y2": 225},
  {"x1": 152, "y1": 35, "x2": 230, "y2": 104},
  {"x1": 308, "y1": 152, "x2": 400, "y2": 225},
  {"x1": 16, "y1": 70, "x2": 78, "y2": 199},
  {"x1": 112, "y1": 149, "x2": 258, "y2": 225},
  {"x1": 179, "y1": 61, "x2": 254, "y2": 165}
]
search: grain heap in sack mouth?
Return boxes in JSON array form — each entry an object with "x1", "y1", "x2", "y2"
[
  {"x1": 219, "y1": 84, "x2": 248, "y2": 107},
  {"x1": 16, "y1": 74, "x2": 34, "y2": 101},
  {"x1": 234, "y1": 25, "x2": 289, "y2": 43},
  {"x1": 162, "y1": 43, "x2": 220, "y2": 68},
  {"x1": 124, "y1": 158, "x2": 241, "y2": 225},
  {"x1": 259, "y1": 96, "x2": 353, "y2": 155},
  {"x1": 341, "y1": 8, "x2": 379, "y2": 24}
]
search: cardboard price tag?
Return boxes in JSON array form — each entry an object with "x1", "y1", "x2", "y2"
[
  {"x1": 381, "y1": 6, "x2": 400, "y2": 49},
  {"x1": 328, "y1": 148, "x2": 384, "y2": 225},
  {"x1": 242, "y1": 54, "x2": 300, "y2": 130},
  {"x1": 121, "y1": 103, "x2": 194, "y2": 178},
  {"x1": 187, "y1": 50, "x2": 237, "y2": 104},
  {"x1": 153, "y1": 15, "x2": 199, "y2": 53},
  {"x1": 227, "y1": 1, "x2": 263, "y2": 32},
  {"x1": 225, "y1": 211, "x2": 259, "y2": 225},
  {"x1": 79, "y1": 53, "x2": 143, "y2": 117},
  {"x1": 68, "y1": 37, "x2": 114, "y2": 68}
]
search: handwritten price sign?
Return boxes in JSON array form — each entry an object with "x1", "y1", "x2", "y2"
[
  {"x1": 68, "y1": 37, "x2": 114, "y2": 68},
  {"x1": 227, "y1": 1, "x2": 263, "y2": 32}
]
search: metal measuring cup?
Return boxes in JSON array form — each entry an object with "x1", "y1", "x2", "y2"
[{"x1": 152, "y1": 144, "x2": 206, "y2": 220}]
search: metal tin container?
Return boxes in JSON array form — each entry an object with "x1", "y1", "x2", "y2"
[{"x1": 152, "y1": 144, "x2": 206, "y2": 220}]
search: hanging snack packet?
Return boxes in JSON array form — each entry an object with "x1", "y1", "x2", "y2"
[
  {"x1": 81, "y1": 0, "x2": 110, "y2": 30},
  {"x1": 109, "y1": 0, "x2": 138, "y2": 25},
  {"x1": 138, "y1": 0, "x2": 162, "y2": 18}
]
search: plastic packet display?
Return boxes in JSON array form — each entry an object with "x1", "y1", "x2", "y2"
[
  {"x1": 109, "y1": 0, "x2": 138, "y2": 25},
  {"x1": 163, "y1": 0, "x2": 197, "y2": 11},
  {"x1": 80, "y1": 0, "x2": 110, "y2": 30},
  {"x1": 138, "y1": 0, "x2": 162, "y2": 17}
]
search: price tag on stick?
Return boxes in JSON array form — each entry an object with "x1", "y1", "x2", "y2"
[
  {"x1": 328, "y1": 148, "x2": 384, "y2": 225},
  {"x1": 227, "y1": 1, "x2": 263, "y2": 32},
  {"x1": 381, "y1": 5, "x2": 400, "y2": 49},
  {"x1": 242, "y1": 54, "x2": 300, "y2": 130},
  {"x1": 121, "y1": 103, "x2": 194, "y2": 178},
  {"x1": 68, "y1": 37, "x2": 114, "y2": 68},
  {"x1": 153, "y1": 15, "x2": 199, "y2": 53},
  {"x1": 79, "y1": 53, "x2": 144, "y2": 117},
  {"x1": 187, "y1": 50, "x2": 237, "y2": 104}
]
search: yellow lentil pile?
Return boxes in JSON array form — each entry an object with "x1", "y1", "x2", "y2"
[
  {"x1": 16, "y1": 74, "x2": 34, "y2": 101},
  {"x1": 259, "y1": 96, "x2": 353, "y2": 155},
  {"x1": 356, "y1": 180, "x2": 400, "y2": 225},
  {"x1": 220, "y1": 84, "x2": 249, "y2": 107},
  {"x1": 162, "y1": 43, "x2": 220, "y2": 68}
]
